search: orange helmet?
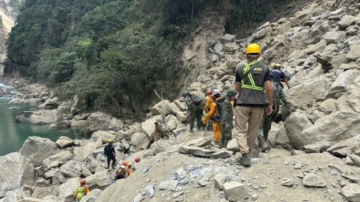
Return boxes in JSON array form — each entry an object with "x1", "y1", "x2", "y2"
[
  {"x1": 206, "y1": 90, "x2": 213, "y2": 96},
  {"x1": 123, "y1": 161, "x2": 129, "y2": 166},
  {"x1": 80, "y1": 179, "x2": 86, "y2": 185},
  {"x1": 135, "y1": 157, "x2": 141, "y2": 163}
]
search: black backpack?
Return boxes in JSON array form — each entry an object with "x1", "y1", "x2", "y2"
[{"x1": 212, "y1": 95, "x2": 227, "y2": 122}]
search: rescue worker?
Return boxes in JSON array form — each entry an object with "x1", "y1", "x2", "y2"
[
  {"x1": 115, "y1": 165, "x2": 127, "y2": 180},
  {"x1": 234, "y1": 43, "x2": 273, "y2": 167},
  {"x1": 73, "y1": 179, "x2": 90, "y2": 202},
  {"x1": 104, "y1": 139, "x2": 116, "y2": 169},
  {"x1": 203, "y1": 89, "x2": 215, "y2": 131},
  {"x1": 257, "y1": 71, "x2": 293, "y2": 152},
  {"x1": 203, "y1": 90, "x2": 222, "y2": 147},
  {"x1": 220, "y1": 89, "x2": 237, "y2": 148},
  {"x1": 126, "y1": 163, "x2": 133, "y2": 177},
  {"x1": 183, "y1": 91, "x2": 204, "y2": 132},
  {"x1": 271, "y1": 63, "x2": 291, "y2": 89}
]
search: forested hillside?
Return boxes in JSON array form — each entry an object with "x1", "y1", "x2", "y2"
[{"x1": 4, "y1": 0, "x2": 298, "y2": 117}]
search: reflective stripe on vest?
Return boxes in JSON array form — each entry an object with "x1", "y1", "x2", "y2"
[{"x1": 241, "y1": 60, "x2": 264, "y2": 91}]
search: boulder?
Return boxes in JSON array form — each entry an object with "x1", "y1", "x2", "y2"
[
  {"x1": 85, "y1": 170, "x2": 112, "y2": 190},
  {"x1": 38, "y1": 97, "x2": 60, "y2": 109},
  {"x1": 304, "y1": 40, "x2": 327, "y2": 55},
  {"x1": 323, "y1": 31, "x2": 346, "y2": 44},
  {"x1": 58, "y1": 178, "x2": 80, "y2": 202},
  {"x1": 86, "y1": 112, "x2": 112, "y2": 133},
  {"x1": 150, "y1": 100, "x2": 171, "y2": 116},
  {"x1": 274, "y1": 124, "x2": 291, "y2": 146},
  {"x1": 302, "y1": 174, "x2": 326, "y2": 188},
  {"x1": 71, "y1": 120, "x2": 87, "y2": 128},
  {"x1": 42, "y1": 150, "x2": 74, "y2": 171},
  {"x1": 73, "y1": 138, "x2": 102, "y2": 161},
  {"x1": 220, "y1": 34, "x2": 236, "y2": 44},
  {"x1": 318, "y1": 98, "x2": 336, "y2": 113},
  {"x1": 16, "y1": 110, "x2": 58, "y2": 125},
  {"x1": 108, "y1": 117, "x2": 124, "y2": 132},
  {"x1": 338, "y1": 15, "x2": 356, "y2": 30},
  {"x1": 0, "y1": 153, "x2": 35, "y2": 198},
  {"x1": 174, "y1": 99, "x2": 186, "y2": 111},
  {"x1": 325, "y1": 70, "x2": 360, "y2": 99},
  {"x1": 31, "y1": 186, "x2": 58, "y2": 199},
  {"x1": 55, "y1": 136, "x2": 74, "y2": 148},
  {"x1": 9, "y1": 98, "x2": 41, "y2": 105},
  {"x1": 346, "y1": 44, "x2": 360, "y2": 62},
  {"x1": 227, "y1": 139, "x2": 240, "y2": 152},
  {"x1": 287, "y1": 76, "x2": 331, "y2": 108},
  {"x1": 159, "y1": 180, "x2": 178, "y2": 191},
  {"x1": 339, "y1": 63, "x2": 358, "y2": 70},
  {"x1": 0, "y1": 188, "x2": 29, "y2": 202},
  {"x1": 223, "y1": 181, "x2": 249, "y2": 202},
  {"x1": 342, "y1": 184, "x2": 360, "y2": 202},
  {"x1": 307, "y1": 20, "x2": 329, "y2": 44},
  {"x1": 79, "y1": 189, "x2": 102, "y2": 202},
  {"x1": 284, "y1": 111, "x2": 313, "y2": 150},
  {"x1": 178, "y1": 146, "x2": 216, "y2": 158},
  {"x1": 130, "y1": 132, "x2": 150, "y2": 151},
  {"x1": 19, "y1": 137, "x2": 60, "y2": 166},
  {"x1": 70, "y1": 95, "x2": 88, "y2": 114},
  {"x1": 60, "y1": 160, "x2": 92, "y2": 178},
  {"x1": 141, "y1": 121, "x2": 155, "y2": 137},
  {"x1": 57, "y1": 102, "x2": 71, "y2": 115},
  {"x1": 214, "y1": 174, "x2": 226, "y2": 190},
  {"x1": 301, "y1": 110, "x2": 360, "y2": 151},
  {"x1": 223, "y1": 43, "x2": 240, "y2": 52},
  {"x1": 91, "y1": 131, "x2": 116, "y2": 144}
]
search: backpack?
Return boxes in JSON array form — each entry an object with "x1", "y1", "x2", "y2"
[
  {"x1": 212, "y1": 95, "x2": 227, "y2": 122},
  {"x1": 76, "y1": 187, "x2": 85, "y2": 201},
  {"x1": 191, "y1": 94, "x2": 204, "y2": 105}
]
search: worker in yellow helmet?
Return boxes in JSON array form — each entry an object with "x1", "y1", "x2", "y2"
[
  {"x1": 271, "y1": 63, "x2": 291, "y2": 89},
  {"x1": 234, "y1": 43, "x2": 273, "y2": 167}
]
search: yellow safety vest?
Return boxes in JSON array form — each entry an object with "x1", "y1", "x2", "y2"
[{"x1": 241, "y1": 60, "x2": 264, "y2": 91}]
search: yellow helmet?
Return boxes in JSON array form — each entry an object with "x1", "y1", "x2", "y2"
[
  {"x1": 272, "y1": 63, "x2": 283, "y2": 69},
  {"x1": 245, "y1": 43, "x2": 261, "y2": 54},
  {"x1": 108, "y1": 139, "x2": 113, "y2": 143}
]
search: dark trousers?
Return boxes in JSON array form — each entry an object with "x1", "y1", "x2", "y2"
[{"x1": 107, "y1": 156, "x2": 116, "y2": 168}]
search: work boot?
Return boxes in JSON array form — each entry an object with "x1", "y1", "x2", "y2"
[
  {"x1": 239, "y1": 153, "x2": 251, "y2": 167},
  {"x1": 258, "y1": 136, "x2": 270, "y2": 152}
]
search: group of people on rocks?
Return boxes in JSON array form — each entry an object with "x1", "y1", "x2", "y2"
[{"x1": 183, "y1": 43, "x2": 294, "y2": 167}]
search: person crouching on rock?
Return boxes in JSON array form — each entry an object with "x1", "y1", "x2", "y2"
[
  {"x1": 115, "y1": 165, "x2": 127, "y2": 180},
  {"x1": 73, "y1": 179, "x2": 90, "y2": 202},
  {"x1": 104, "y1": 139, "x2": 116, "y2": 169}
]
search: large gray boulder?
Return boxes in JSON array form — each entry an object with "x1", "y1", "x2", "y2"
[
  {"x1": 58, "y1": 178, "x2": 80, "y2": 202},
  {"x1": 55, "y1": 136, "x2": 74, "y2": 148},
  {"x1": 0, "y1": 188, "x2": 29, "y2": 202},
  {"x1": 342, "y1": 184, "x2": 360, "y2": 202},
  {"x1": 38, "y1": 97, "x2": 60, "y2": 109},
  {"x1": 346, "y1": 44, "x2": 360, "y2": 62},
  {"x1": 0, "y1": 153, "x2": 35, "y2": 198},
  {"x1": 220, "y1": 34, "x2": 236, "y2": 44},
  {"x1": 223, "y1": 181, "x2": 249, "y2": 201},
  {"x1": 42, "y1": 150, "x2": 74, "y2": 171},
  {"x1": 73, "y1": 138, "x2": 102, "y2": 161},
  {"x1": 301, "y1": 110, "x2": 360, "y2": 150},
  {"x1": 323, "y1": 31, "x2": 346, "y2": 44},
  {"x1": 131, "y1": 132, "x2": 151, "y2": 151},
  {"x1": 108, "y1": 117, "x2": 124, "y2": 132},
  {"x1": 327, "y1": 135, "x2": 360, "y2": 157},
  {"x1": 19, "y1": 137, "x2": 60, "y2": 166},
  {"x1": 84, "y1": 170, "x2": 112, "y2": 190},
  {"x1": 307, "y1": 20, "x2": 329, "y2": 44},
  {"x1": 284, "y1": 111, "x2": 313, "y2": 150},
  {"x1": 287, "y1": 76, "x2": 331, "y2": 108},
  {"x1": 70, "y1": 95, "x2": 88, "y2": 114},
  {"x1": 16, "y1": 110, "x2": 58, "y2": 125},
  {"x1": 79, "y1": 189, "x2": 102, "y2": 202},
  {"x1": 86, "y1": 112, "x2": 112, "y2": 133},
  {"x1": 325, "y1": 70, "x2": 360, "y2": 99},
  {"x1": 338, "y1": 15, "x2": 356, "y2": 30},
  {"x1": 60, "y1": 160, "x2": 92, "y2": 178},
  {"x1": 91, "y1": 131, "x2": 116, "y2": 144}
]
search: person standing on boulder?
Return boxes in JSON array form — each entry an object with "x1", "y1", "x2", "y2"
[
  {"x1": 234, "y1": 43, "x2": 273, "y2": 167},
  {"x1": 104, "y1": 139, "x2": 116, "y2": 169},
  {"x1": 183, "y1": 91, "x2": 204, "y2": 132},
  {"x1": 220, "y1": 89, "x2": 237, "y2": 148},
  {"x1": 271, "y1": 63, "x2": 291, "y2": 89},
  {"x1": 257, "y1": 70, "x2": 293, "y2": 152}
]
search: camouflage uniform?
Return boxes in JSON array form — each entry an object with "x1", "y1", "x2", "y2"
[
  {"x1": 184, "y1": 94, "x2": 203, "y2": 131},
  {"x1": 258, "y1": 82, "x2": 292, "y2": 141},
  {"x1": 220, "y1": 98, "x2": 233, "y2": 148}
]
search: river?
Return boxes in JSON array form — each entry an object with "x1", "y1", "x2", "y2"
[{"x1": 0, "y1": 92, "x2": 84, "y2": 156}]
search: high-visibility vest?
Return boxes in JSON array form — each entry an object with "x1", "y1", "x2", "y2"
[{"x1": 241, "y1": 60, "x2": 264, "y2": 91}]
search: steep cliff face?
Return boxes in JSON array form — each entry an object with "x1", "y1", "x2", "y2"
[{"x1": 0, "y1": 0, "x2": 21, "y2": 75}]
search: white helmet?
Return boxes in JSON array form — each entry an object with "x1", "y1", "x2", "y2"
[{"x1": 213, "y1": 89, "x2": 221, "y2": 95}]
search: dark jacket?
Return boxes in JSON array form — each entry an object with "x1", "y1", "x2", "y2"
[{"x1": 104, "y1": 144, "x2": 115, "y2": 157}]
